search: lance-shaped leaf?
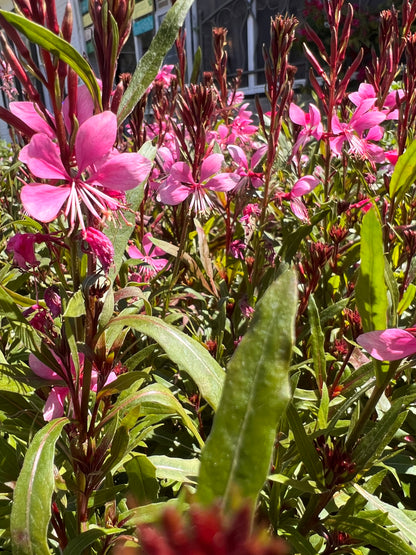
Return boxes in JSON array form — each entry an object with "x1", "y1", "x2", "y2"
[
  {"x1": 354, "y1": 483, "x2": 416, "y2": 548},
  {"x1": 117, "y1": 0, "x2": 194, "y2": 123},
  {"x1": 324, "y1": 515, "x2": 416, "y2": 555},
  {"x1": 389, "y1": 139, "x2": 416, "y2": 202},
  {"x1": 0, "y1": 10, "x2": 101, "y2": 109},
  {"x1": 356, "y1": 207, "x2": 387, "y2": 333},
  {"x1": 196, "y1": 269, "x2": 297, "y2": 509},
  {"x1": 105, "y1": 315, "x2": 225, "y2": 410},
  {"x1": 97, "y1": 382, "x2": 203, "y2": 447},
  {"x1": 11, "y1": 418, "x2": 68, "y2": 555}
]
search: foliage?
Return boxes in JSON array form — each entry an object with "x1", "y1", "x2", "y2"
[{"x1": 2, "y1": 0, "x2": 416, "y2": 553}]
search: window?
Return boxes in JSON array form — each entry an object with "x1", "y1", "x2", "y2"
[{"x1": 196, "y1": 0, "x2": 305, "y2": 94}]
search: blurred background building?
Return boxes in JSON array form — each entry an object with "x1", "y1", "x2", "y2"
[{"x1": 0, "y1": 0, "x2": 393, "y2": 140}]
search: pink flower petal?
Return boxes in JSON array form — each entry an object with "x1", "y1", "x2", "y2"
[
  {"x1": 205, "y1": 173, "x2": 239, "y2": 192},
  {"x1": 43, "y1": 387, "x2": 68, "y2": 421},
  {"x1": 158, "y1": 179, "x2": 190, "y2": 205},
  {"x1": 289, "y1": 103, "x2": 307, "y2": 125},
  {"x1": 29, "y1": 353, "x2": 60, "y2": 380},
  {"x1": 170, "y1": 162, "x2": 194, "y2": 185},
  {"x1": 9, "y1": 102, "x2": 55, "y2": 137},
  {"x1": 75, "y1": 111, "x2": 117, "y2": 172},
  {"x1": 90, "y1": 153, "x2": 152, "y2": 191},
  {"x1": 228, "y1": 145, "x2": 248, "y2": 168},
  {"x1": 291, "y1": 175, "x2": 319, "y2": 197},
  {"x1": 290, "y1": 198, "x2": 309, "y2": 221},
  {"x1": 200, "y1": 153, "x2": 224, "y2": 182},
  {"x1": 19, "y1": 134, "x2": 68, "y2": 180},
  {"x1": 63, "y1": 84, "x2": 95, "y2": 131},
  {"x1": 251, "y1": 145, "x2": 268, "y2": 168},
  {"x1": 21, "y1": 184, "x2": 70, "y2": 222},
  {"x1": 357, "y1": 329, "x2": 416, "y2": 361},
  {"x1": 128, "y1": 244, "x2": 145, "y2": 259}
]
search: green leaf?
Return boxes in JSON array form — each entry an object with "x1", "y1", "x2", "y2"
[
  {"x1": 190, "y1": 46, "x2": 202, "y2": 83},
  {"x1": 125, "y1": 455, "x2": 159, "y2": 505},
  {"x1": 106, "y1": 142, "x2": 156, "y2": 282},
  {"x1": 0, "y1": 285, "x2": 41, "y2": 352},
  {"x1": 63, "y1": 528, "x2": 120, "y2": 555},
  {"x1": 63, "y1": 290, "x2": 85, "y2": 318},
  {"x1": 352, "y1": 400, "x2": 407, "y2": 471},
  {"x1": 384, "y1": 258, "x2": 399, "y2": 325},
  {"x1": 286, "y1": 402, "x2": 323, "y2": 484},
  {"x1": 196, "y1": 269, "x2": 297, "y2": 509},
  {"x1": 268, "y1": 473, "x2": 320, "y2": 494},
  {"x1": 354, "y1": 483, "x2": 416, "y2": 547},
  {"x1": 0, "y1": 10, "x2": 101, "y2": 109},
  {"x1": 308, "y1": 294, "x2": 326, "y2": 389},
  {"x1": 356, "y1": 207, "x2": 388, "y2": 333},
  {"x1": 10, "y1": 418, "x2": 68, "y2": 555},
  {"x1": 283, "y1": 529, "x2": 319, "y2": 555},
  {"x1": 148, "y1": 455, "x2": 200, "y2": 484},
  {"x1": 106, "y1": 315, "x2": 225, "y2": 410},
  {"x1": 117, "y1": 0, "x2": 195, "y2": 123},
  {"x1": 324, "y1": 515, "x2": 416, "y2": 554},
  {"x1": 398, "y1": 283, "x2": 416, "y2": 316},
  {"x1": 119, "y1": 499, "x2": 186, "y2": 527},
  {"x1": 390, "y1": 138, "x2": 416, "y2": 201},
  {"x1": 98, "y1": 382, "x2": 203, "y2": 446}
]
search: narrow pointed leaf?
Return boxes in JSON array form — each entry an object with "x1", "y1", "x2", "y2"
[
  {"x1": 0, "y1": 11, "x2": 101, "y2": 108},
  {"x1": 390, "y1": 138, "x2": 416, "y2": 201},
  {"x1": 196, "y1": 269, "x2": 297, "y2": 508},
  {"x1": 106, "y1": 315, "x2": 225, "y2": 410},
  {"x1": 352, "y1": 400, "x2": 407, "y2": 471},
  {"x1": 354, "y1": 483, "x2": 416, "y2": 547},
  {"x1": 11, "y1": 418, "x2": 68, "y2": 555},
  {"x1": 356, "y1": 207, "x2": 387, "y2": 334},
  {"x1": 325, "y1": 516, "x2": 416, "y2": 554},
  {"x1": 97, "y1": 382, "x2": 203, "y2": 446},
  {"x1": 63, "y1": 528, "x2": 120, "y2": 555},
  {"x1": 286, "y1": 402, "x2": 323, "y2": 483},
  {"x1": 308, "y1": 294, "x2": 326, "y2": 389},
  {"x1": 117, "y1": 0, "x2": 194, "y2": 123}
]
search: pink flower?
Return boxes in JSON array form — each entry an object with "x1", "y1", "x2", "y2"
[
  {"x1": 157, "y1": 153, "x2": 239, "y2": 212},
  {"x1": 385, "y1": 149, "x2": 399, "y2": 166},
  {"x1": 19, "y1": 111, "x2": 152, "y2": 230},
  {"x1": 228, "y1": 144, "x2": 267, "y2": 188},
  {"x1": 348, "y1": 83, "x2": 377, "y2": 108},
  {"x1": 82, "y1": 227, "x2": 114, "y2": 272},
  {"x1": 357, "y1": 328, "x2": 416, "y2": 361},
  {"x1": 211, "y1": 104, "x2": 258, "y2": 145},
  {"x1": 282, "y1": 175, "x2": 320, "y2": 221},
  {"x1": 348, "y1": 83, "x2": 404, "y2": 120},
  {"x1": 6, "y1": 233, "x2": 39, "y2": 268},
  {"x1": 10, "y1": 84, "x2": 96, "y2": 138},
  {"x1": 289, "y1": 103, "x2": 323, "y2": 154},
  {"x1": 30, "y1": 352, "x2": 117, "y2": 421},
  {"x1": 330, "y1": 99, "x2": 386, "y2": 165},
  {"x1": 128, "y1": 233, "x2": 169, "y2": 281},
  {"x1": 148, "y1": 64, "x2": 176, "y2": 91}
]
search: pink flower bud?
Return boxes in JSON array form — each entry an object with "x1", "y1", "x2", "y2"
[{"x1": 82, "y1": 228, "x2": 114, "y2": 273}]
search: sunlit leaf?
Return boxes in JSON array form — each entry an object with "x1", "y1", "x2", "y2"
[
  {"x1": 0, "y1": 10, "x2": 101, "y2": 109},
  {"x1": 117, "y1": 0, "x2": 194, "y2": 123},
  {"x1": 11, "y1": 418, "x2": 68, "y2": 555},
  {"x1": 105, "y1": 315, "x2": 225, "y2": 410},
  {"x1": 197, "y1": 269, "x2": 297, "y2": 509}
]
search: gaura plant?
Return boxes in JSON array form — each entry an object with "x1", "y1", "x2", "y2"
[{"x1": 3, "y1": 0, "x2": 416, "y2": 553}]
